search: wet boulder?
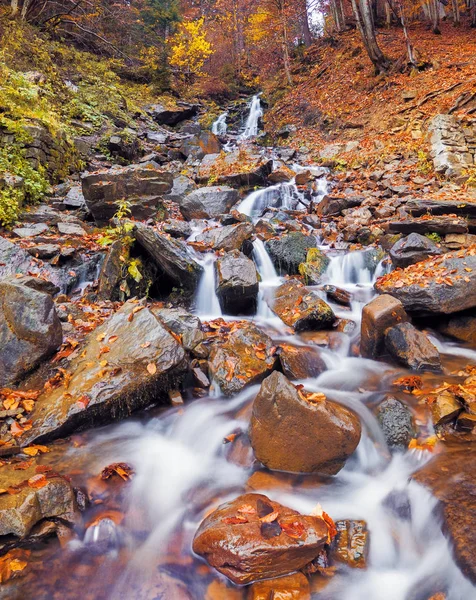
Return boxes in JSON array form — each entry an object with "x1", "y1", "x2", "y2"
[
  {"x1": 208, "y1": 324, "x2": 276, "y2": 396},
  {"x1": 265, "y1": 233, "x2": 318, "y2": 275},
  {"x1": 148, "y1": 102, "x2": 198, "y2": 126},
  {"x1": 298, "y1": 248, "x2": 330, "y2": 285},
  {"x1": 195, "y1": 222, "x2": 254, "y2": 252},
  {"x1": 81, "y1": 162, "x2": 173, "y2": 225},
  {"x1": 384, "y1": 322, "x2": 441, "y2": 372},
  {"x1": 249, "y1": 372, "x2": 361, "y2": 475},
  {"x1": 192, "y1": 493, "x2": 329, "y2": 584},
  {"x1": 248, "y1": 573, "x2": 311, "y2": 599},
  {"x1": 19, "y1": 301, "x2": 187, "y2": 444},
  {"x1": 215, "y1": 251, "x2": 259, "y2": 315},
  {"x1": 375, "y1": 250, "x2": 476, "y2": 315},
  {"x1": 270, "y1": 280, "x2": 335, "y2": 331},
  {"x1": 97, "y1": 240, "x2": 126, "y2": 301},
  {"x1": 360, "y1": 294, "x2": 409, "y2": 359},
  {"x1": 0, "y1": 282, "x2": 62, "y2": 387},
  {"x1": 0, "y1": 459, "x2": 77, "y2": 545},
  {"x1": 278, "y1": 343, "x2": 327, "y2": 380},
  {"x1": 329, "y1": 520, "x2": 369, "y2": 569},
  {"x1": 413, "y1": 447, "x2": 476, "y2": 583},
  {"x1": 389, "y1": 233, "x2": 442, "y2": 268},
  {"x1": 376, "y1": 396, "x2": 415, "y2": 451},
  {"x1": 135, "y1": 223, "x2": 203, "y2": 291},
  {"x1": 179, "y1": 186, "x2": 240, "y2": 220}
]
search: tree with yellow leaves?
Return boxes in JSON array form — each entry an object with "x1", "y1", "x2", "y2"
[{"x1": 169, "y1": 17, "x2": 213, "y2": 79}]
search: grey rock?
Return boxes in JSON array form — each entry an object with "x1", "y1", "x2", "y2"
[
  {"x1": 0, "y1": 281, "x2": 62, "y2": 387},
  {"x1": 377, "y1": 396, "x2": 415, "y2": 451},
  {"x1": 179, "y1": 186, "x2": 239, "y2": 220},
  {"x1": 389, "y1": 233, "x2": 442, "y2": 268},
  {"x1": 215, "y1": 250, "x2": 259, "y2": 314}
]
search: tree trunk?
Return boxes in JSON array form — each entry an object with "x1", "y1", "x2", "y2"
[
  {"x1": 428, "y1": 0, "x2": 441, "y2": 33},
  {"x1": 471, "y1": 0, "x2": 476, "y2": 26},
  {"x1": 351, "y1": 0, "x2": 391, "y2": 73},
  {"x1": 386, "y1": 0, "x2": 417, "y2": 67},
  {"x1": 301, "y1": 0, "x2": 313, "y2": 46},
  {"x1": 451, "y1": 0, "x2": 460, "y2": 24},
  {"x1": 333, "y1": 0, "x2": 347, "y2": 31},
  {"x1": 10, "y1": 0, "x2": 20, "y2": 16},
  {"x1": 278, "y1": 0, "x2": 293, "y2": 84}
]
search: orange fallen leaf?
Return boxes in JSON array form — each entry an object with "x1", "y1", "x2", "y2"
[{"x1": 147, "y1": 363, "x2": 157, "y2": 375}]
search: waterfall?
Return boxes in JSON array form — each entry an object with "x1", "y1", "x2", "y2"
[
  {"x1": 194, "y1": 254, "x2": 222, "y2": 318},
  {"x1": 212, "y1": 112, "x2": 228, "y2": 135},
  {"x1": 252, "y1": 238, "x2": 279, "y2": 284},
  {"x1": 238, "y1": 94, "x2": 263, "y2": 141},
  {"x1": 252, "y1": 239, "x2": 280, "y2": 319},
  {"x1": 237, "y1": 180, "x2": 306, "y2": 218}
]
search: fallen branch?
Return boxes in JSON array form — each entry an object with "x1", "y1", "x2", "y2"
[{"x1": 397, "y1": 81, "x2": 465, "y2": 113}]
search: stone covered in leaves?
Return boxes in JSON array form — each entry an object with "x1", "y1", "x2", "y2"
[
  {"x1": 0, "y1": 281, "x2": 63, "y2": 387},
  {"x1": 19, "y1": 301, "x2": 187, "y2": 445},
  {"x1": 0, "y1": 459, "x2": 77, "y2": 542},
  {"x1": 375, "y1": 248, "x2": 476, "y2": 315},
  {"x1": 270, "y1": 280, "x2": 335, "y2": 331},
  {"x1": 249, "y1": 372, "x2": 361, "y2": 475},
  {"x1": 192, "y1": 493, "x2": 330, "y2": 584},
  {"x1": 208, "y1": 323, "x2": 277, "y2": 396}
]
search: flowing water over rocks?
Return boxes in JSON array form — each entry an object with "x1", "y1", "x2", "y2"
[{"x1": 1, "y1": 96, "x2": 476, "y2": 600}]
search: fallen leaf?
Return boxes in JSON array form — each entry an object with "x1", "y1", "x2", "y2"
[
  {"x1": 147, "y1": 363, "x2": 157, "y2": 375},
  {"x1": 260, "y1": 510, "x2": 279, "y2": 523},
  {"x1": 280, "y1": 520, "x2": 305, "y2": 539},
  {"x1": 101, "y1": 462, "x2": 134, "y2": 481},
  {"x1": 222, "y1": 516, "x2": 248, "y2": 524}
]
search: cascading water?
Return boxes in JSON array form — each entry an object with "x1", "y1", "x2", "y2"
[
  {"x1": 252, "y1": 238, "x2": 281, "y2": 318},
  {"x1": 238, "y1": 179, "x2": 307, "y2": 218},
  {"x1": 194, "y1": 254, "x2": 222, "y2": 318},
  {"x1": 211, "y1": 112, "x2": 228, "y2": 135},
  {"x1": 238, "y1": 93, "x2": 263, "y2": 141}
]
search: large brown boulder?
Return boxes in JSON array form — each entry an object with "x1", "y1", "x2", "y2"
[
  {"x1": 215, "y1": 251, "x2": 259, "y2": 315},
  {"x1": 0, "y1": 282, "x2": 62, "y2": 387},
  {"x1": 360, "y1": 294, "x2": 408, "y2": 359},
  {"x1": 19, "y1": 301, "x2": 187, "y2": 445},
  {"x1": 249, "y1": 372, "x2": 361, "y2": 475},
  {"x1": 192, "y1": 493, "x2": 329, "y2": 584},
  {"x1": 270, "y1": 280, "x2": 335, "y2": 332},
  {"x1": 375, "y1": 249, "x2": 476, "y2": 315},
  {"x1": 384, "y1": 322, "x2": 441, "y2": 372},
  {"x1": 180, "y1": 131, "x2": 221, "y2": 160},
  {"x1": 81, "y1": 162, "x2": 173, "y2": 224},
  {"x1": 208, "y1": 324, "x2": 277, "y2": 396},
  {"x1": 413, "y1": 447, "x2": 476, "y2": 583}
]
